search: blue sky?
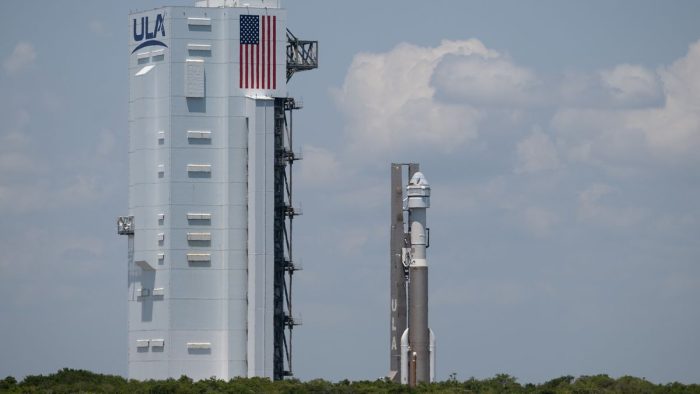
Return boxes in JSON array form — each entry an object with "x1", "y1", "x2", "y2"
[{"x1": 1, "y1": 0, "x2": 699, "y2": 384}]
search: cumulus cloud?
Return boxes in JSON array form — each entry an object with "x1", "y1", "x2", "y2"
[
  {"x1": 522, "y1": 206, "x2": 559, "y2": 237},
  {"x1": 0, "y1": 228, "x2": 107, "y2": 306},
  {"x1": 555, "y1": 68, "x2": 662, "y2": 109},
  {"x1": 3, "y1": 42, "x2": 36, "y2": 74},
  {"x1": 578, "y1": 183, "x2": 645, "y2": 227},
  {"x1": 551, "y1": 107, "x2": 650, "y2": 173},
  {"x1": 0, "y1": 110, "x2": 45, "y2": 181},
  {"x1": 333, "y1": 37, "x2": 683, "y2": 168},
  {"x1": 0, "y1": 176, "x2": 103, "y2": 215},
  {"x1": 624, "y1": 41, "x2": 700, "y2": 159},
  {"x1": 298, "y1": 144, "x2": 340, "y2": 186},
  {"x1": 515, "y1": 128, "x2": 560, "y2": 174},
  {"x1": 551, "y1": 41, "x2": 700, "y2": 165},
  {"x1": 327, "y1": 37, "x2": 700, "y2": 236},
  {"x1": 0, "y1": 110, "x2": 111, "y2": 214},
  {"x1": 431, "y1": 55, "x2": 661, "y2": 110},
  {"x1": 432, "y1": 54, "x2": 539, "y2": 106},
  {"x1": 333, "y1": 39, "x2": 492, "y2": 155},
  {"x1": 600, "y1": 64, "x2": 662, "y2": 106}
]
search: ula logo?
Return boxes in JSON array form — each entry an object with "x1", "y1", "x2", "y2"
[{"x1": 131, "y1": 14, "x2": 167, "y2": 54}]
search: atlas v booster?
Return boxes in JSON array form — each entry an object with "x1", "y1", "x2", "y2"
[
  {"x1": 404, "y1": 171, "x2": 435, "y2": 385},
  {"x1": 389, "y1": 164, "x2": 435, "y2": 385}
]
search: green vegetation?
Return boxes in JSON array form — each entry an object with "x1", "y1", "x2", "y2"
[{"x1": 1, "y1": 369, "x2": 698, "y2": 393}]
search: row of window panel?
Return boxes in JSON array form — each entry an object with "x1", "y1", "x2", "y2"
[
  {"x1": 134, "y1": 41, "x2": 211, "y2": 66},
  {"x1": 157, "y1": 213, "x2": 212, "y2": 222},
  {"x1": 156, "y1": 232, "x2": 212, "y2": 241},
  {"x1": 160, "y1": 131, "x2": 213, "y2": 141},
  {"x1": 134, "y1": 252, "x2": 214, "y2": 268},
  {"x1": 158, "y1": 164, "x2": 212, "y2": 175},
  {"x1": 136, "y1": 49, "x2": 166, "y2": 65},
  {"x1": 137, "y1": 287, "x2": 165, "y2": 297},
  {"x1": 135, "y1": 340, "x2": 211, "y2": 350},
  {"x1": 136, "y1": 339, "x2": 164, "y2": 348}
]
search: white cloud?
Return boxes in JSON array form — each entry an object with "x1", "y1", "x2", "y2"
[
  {"x1": 333, "y1": 39, "x2": 492, "y2": 155},
  {"x1": 624, "y1": 41, "x2": 700, "y2": 159},
  {"x1": 551, "y1": 107, "x2": 650, "y2": 174},
  {"x1": 578, "y1": 183, "x2": 612, "y2": 221},
  {"x1": 0, "y1": 110, "x2": 108, "y2": 214},
  {"x1": 298, "y1": 145, "x2": 340, "y2": 186},
  {"x1": 432, "y1": 57, "x2": 661, "y2": 110},
  {"x1": 578, "y1": 183, "x2": 645, "y2": 227},
  {"x1": 600, "y1": 64, "x2": 661, "y2": 105},
  {"x1": 522, "y1": 206, "x2": 559, "y2": 237},
  {"x1": 432, "y1": 54, "x2": 539, "y2": 106},
  {"x1": 0, "y1": 110, "x2": 45, "y2": 182},
  {"x1": 3, "y1": 42, "x2": 36, "y2": 74},
  {"x1": 0, "y1": 227, "x2": 107, "y2": 307},
  {"x1": 333, "y1": 37, "x2": 689, "y2": 168},
  {"x1": 515, "y1": 128, "x2": 560, "y2": 174},
  {"x1": 431, "y1": 176, "x2": 509, "y2": 218},
  {"x1": 0, "y1": 176, "x2": 102, "y2": 215},
  {"x1": 56, "y1": 176, "x2": 101, "y2": 205},
  {"x1": 0, "y1": 130, "x2": 29, "y2": 151},
  {"x1": 554, "y1": 41, "x2": 700, "y2": 165}
]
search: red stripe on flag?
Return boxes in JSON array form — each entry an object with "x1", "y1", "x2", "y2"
[
  {"x1": 250, "y1": 44, "x2": 254, "y2": 88},
  {"x1": 273, "y1": 16, "x2": 276, "y2": 89},
  {"x1": 239, "y1": 15, "x2": 278, "y2": 90},
  {"x1": 267, "y1": 16, "x2": 271, "y2": 89},
  {"x1": 261, "y1": 16, "x2": 266, "y2": 89}
]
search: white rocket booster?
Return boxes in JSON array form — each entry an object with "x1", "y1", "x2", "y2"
[{"x1": 400, "y1": 171, "x2": 435, "y2": 385}]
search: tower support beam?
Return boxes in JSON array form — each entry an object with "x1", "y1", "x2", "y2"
[
  {"x1": 389, "y1": 164, "x2": 419, "y2": 381},
  {"x1": 273, "y1": 97, "x2": 302, "y2": 380}
]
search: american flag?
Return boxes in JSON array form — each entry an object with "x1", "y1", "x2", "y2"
[{"x1": 240, "y1": 14, "x2": 276, "y2": 90}]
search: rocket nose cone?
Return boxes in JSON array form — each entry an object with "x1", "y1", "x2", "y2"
[{"x1": 409, "y1": 172, "x2": 429, "y2": 187}]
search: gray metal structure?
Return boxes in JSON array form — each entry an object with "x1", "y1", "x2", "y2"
[
  {"x1": 286, "y1": 30, "x2": 318, "y2": 82},
  {"x1": 118, "y1": 0, "x2": 316, "y2": 381},
  {"x1": 389, "y1": 163, "x2": 418, "y2": 380},
  {"x1": 272, "y1": 97, "x2": 304, "y2": 379}
]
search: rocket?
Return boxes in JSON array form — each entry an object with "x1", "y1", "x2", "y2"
[{"x1": 390, "y1": 166, "x2": 435, "y2": 385}]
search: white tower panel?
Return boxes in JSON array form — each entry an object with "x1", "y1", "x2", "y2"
[{"x1": 128, "y1": 2, "x2": 286, "y2": 380}]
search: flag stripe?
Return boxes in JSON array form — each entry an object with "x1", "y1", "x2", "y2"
[
  {"x1": 267, "y1": 16, "x2": 271, "y2": 89},
  {"x1": 272, "y1": 16, "x2": 277, "y2": 89},
  {"x1": 262, "y1": 16, "x2": 266, "y2": 89},
  {"x1": 239, "y1": 14, "x2": 276, "y2": 90}
]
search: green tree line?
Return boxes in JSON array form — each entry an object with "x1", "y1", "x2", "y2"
[{"x1": 1, "y1": 368, "x2": 698, "y2": 393}]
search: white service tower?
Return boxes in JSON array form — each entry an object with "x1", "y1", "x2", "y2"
[{"x1": 118, "y1": 0, "x2": 317, "y2": 381}]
